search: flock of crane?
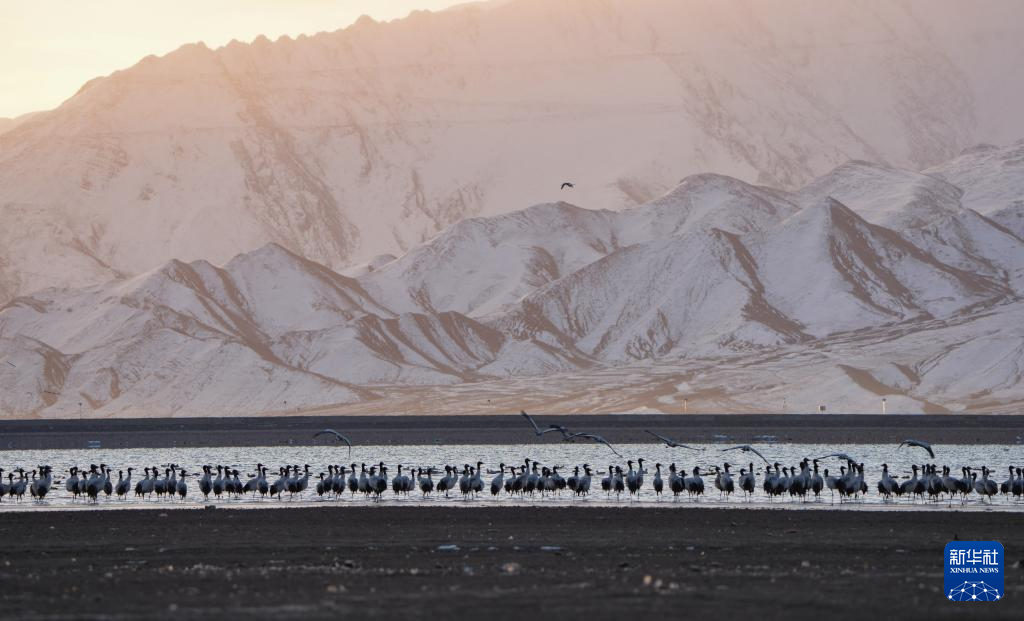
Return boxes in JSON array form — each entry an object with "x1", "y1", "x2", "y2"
[
  {"x1": 2, "y1": 456, "x2": 1023, "y2": 507},
  {"x1": 0, "y1": 412, "x2": 1021, "y2": 508}
]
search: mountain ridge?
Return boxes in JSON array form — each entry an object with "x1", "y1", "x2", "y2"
[
  {"x1": 4, "y1": 0, "x2": 1024, "y2": 303},
  {"x1": 2, "y1": 146, "x2": 1022, "y2": 417}
]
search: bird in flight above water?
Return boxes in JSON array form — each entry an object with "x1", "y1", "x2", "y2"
[
  {"x1": 520, "y1": 411, "x2": 620, "y2": 456},
  {"x1": 313, "y1": 429, "x2": 353, "y2": 458},
  {"x1": 815, "y1": 451, "x2": 859, "y2": 464},
  {"x1": 562, "y1": 432, "x2": 622, "y2": 457},
  {"x1": 560, "y1": 182, "x2": 574, "y2": 190},
  {"x1": 644, "y1": 430, "x2": 701, "y2": 451},
  {"x1": 898, "y1": 439, "x2": 935, "y2": 459},
  {"x1": 520, "y1": 411, "x2": 570, "y2": 436},
  {"x1": 722, "y1": 444, "x2": 771, "y2": 466}
]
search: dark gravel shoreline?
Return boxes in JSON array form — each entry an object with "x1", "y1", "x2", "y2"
[
  {"x1": 0, "y1": 506, "x2": 1020, "y2": 620},
  {"x1": 1, "y1": 414, "x2": 1022, "y2": 450}
]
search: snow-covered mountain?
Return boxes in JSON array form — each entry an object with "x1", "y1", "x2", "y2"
[
  {"x1": 3, "y1": 0, "x2": 1024, "y2": 304},
  {"x1": 0, "y1": 243, "x2": 580, "y2": 416},
  {"x1": 801, "y1": 158, "x2": 1024, "y2": 293},
  {"x1": 2, "y1": 147, "x2": 1022, "y2": 417},
  {"x1": 926, "y1": 141, "x2": 1024, "y2": 239}
]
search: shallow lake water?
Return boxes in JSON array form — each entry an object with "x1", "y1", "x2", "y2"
[{"x1": 1, "y1": 442, "x2": 1023, "y2": 511}]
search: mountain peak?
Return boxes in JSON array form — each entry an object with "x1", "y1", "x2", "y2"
[
  {"x1": 222, "y1": 243, "x2": 368, "y2": 296},
  {"x1": 800, "y1": 159, "x2": 965, "y2": 228},
  {"x1": 353, "y1": 14, "x2": 377, "y2": 28},
  {"x1": 229, "y1": 242, "x2": 299, "y2": 263},
  {"x1": 3, "y1": 0, "x2": 1024, "y2": 307},
  {"x1": 676, "y1": 172, "x2": 759, "y2": 190},
  {"x1": 957, "y1": 143, "x2": 1000, "y2": 157},
  {"x1": 793, "y1": 196, "x2": 857, "y2": 223}
]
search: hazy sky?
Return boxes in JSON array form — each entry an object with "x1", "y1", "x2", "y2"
[{"x1": 0, "y1": 0, "x2": 461, "y2": 118}]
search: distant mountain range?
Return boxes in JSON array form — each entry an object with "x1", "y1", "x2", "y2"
[
  {"x1": 2, "y1": 143, "x2": 1022, "y2": 416},
  {"x1": 3, "y1": 0, "x2": 1024, "y2": 305}
]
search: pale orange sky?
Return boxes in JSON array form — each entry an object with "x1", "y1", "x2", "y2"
[{"x1": 0, "y1": 0, "x2": 463, "y2": 118}]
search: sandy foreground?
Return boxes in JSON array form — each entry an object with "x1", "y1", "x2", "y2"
[
  {"x1": 1, "y1": 414, "x2": 1022, "y2": 450},
  {"x1": 0, "y1": 505, "x2": 1019, "y2": 620}
]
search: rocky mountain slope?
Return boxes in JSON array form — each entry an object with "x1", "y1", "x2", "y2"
[
  {"x1": 2, "y1": 146, "x2": 1021, "y2": 416},
  {"x1": 3, "y1": 0, "x2": 1024, "y2": 304}
]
